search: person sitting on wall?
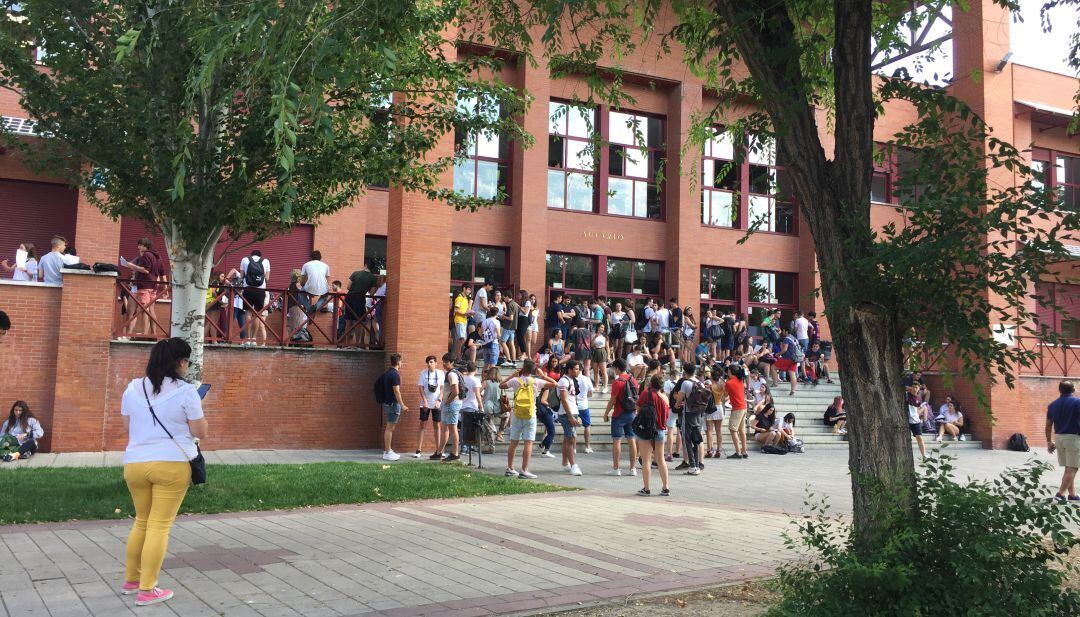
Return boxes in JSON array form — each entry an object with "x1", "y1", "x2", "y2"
[{"x1": 1, "y1": 400, "x2": 44, "y2": 462}]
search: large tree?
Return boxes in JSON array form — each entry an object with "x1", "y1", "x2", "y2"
[
  {"x1": 0, "y1": 0, "x2": 525, "y2": 377},
  {"x1": 468, "y1": 0, "x2": 1079, "y2": 552}
]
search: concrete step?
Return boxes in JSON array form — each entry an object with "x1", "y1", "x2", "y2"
[{"x1": 482, "y1": 437, "x2": 982, "y2": 453}]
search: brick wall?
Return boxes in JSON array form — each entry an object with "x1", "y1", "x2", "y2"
[
  {"x1": 102, "y1": 344, "x2": 383, "y2": 451},
  {"x1": 0, "y1": 281, "x2": 61, "y2": 450}
]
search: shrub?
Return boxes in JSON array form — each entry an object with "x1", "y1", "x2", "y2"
[{"x1": 768, "y1": 456, "x2": 1080, "y2": 616}]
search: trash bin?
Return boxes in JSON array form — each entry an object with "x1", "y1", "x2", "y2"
[{"x1": 460, "y1": 410, "x2": 487, "y2": 468}]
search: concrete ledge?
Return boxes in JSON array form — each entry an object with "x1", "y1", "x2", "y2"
[{"x1": 109, "y1": 338, "x2": 382, "y2": 355}]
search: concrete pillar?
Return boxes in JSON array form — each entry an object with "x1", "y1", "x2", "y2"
[{"x1": 511, "y1": 55, "x2": 552, "y2": 304}]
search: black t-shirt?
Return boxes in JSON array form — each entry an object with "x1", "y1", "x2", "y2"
[
  {"x1": 547, "y1": 303, "x2": 564, "y2": 328},
  {"x1": 570, "y1": 328, "x2": 590, "y2": 350},
  {"x1": 348, "y1": 270, "x2": 377, "y2": 297},
  {"x1": 824, "y1": 405, "x2": 844, "y2": 422},
  {"x1": 806, "y1": 350, "x2": 823, "y2": 363},
  {"x1": 383, "y1": 368, "x2": 401, "y2": 404}
]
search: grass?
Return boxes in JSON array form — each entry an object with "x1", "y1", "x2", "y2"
[{"x1": 0, "y1": 462, "x2": 571, "y2": 525}]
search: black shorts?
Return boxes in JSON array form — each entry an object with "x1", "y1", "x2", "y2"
[
  {"x1": 344, "y1": 295, "x2": 367, "y2": 321},
  {"x1": 909, "y1": 422, "x2": 923, "y2": 436},
  {"x1": 824, "y1": 414, "x2": 846, "y2": 426},
  {"x1": 243, "y1": 288, "x2": 266, "y2": 312},
  {"x1": 420, "y1": 407, "x2": 442, "y2": 423}
]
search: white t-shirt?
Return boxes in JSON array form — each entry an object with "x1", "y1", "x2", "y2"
[
  {"x1": 418, "y1": 369, "x2": 445, "y2": 408},
  {"x1": 627, "y1": 352, "x2": 645, "y2": 367},
  {"x1": 643, "y1": 307, "x2": 656, "y2": 333},
  {"x1": 656, "y1": 307, "x2": 671, "y2": 331},
  {"x1": 12, "y1": 258, "x2": 38, "y2": 281},
  {"x1": 558, "y1": 374, "x2": 593, "y2": 412},
  {"x1": 121, "y1": 377, "x2": 203, "y2": 463},
  {"x1": 794, "y1": 317, "x2": 810, "y2": 340},
  {"x1": 443, "y1": 370, "x2": 461, "y2": 404},
  {"x1": 593, "y1": 334, "x2": 607, "y2": 349},
  {"x1": 462, "y1": 374, "x2": 481, "y2": 410},
  {"x1": 239, "y1": 256, "x2": 271, "y2": 289},
  {"x1": 662, "y1": 379, "x2": 675, "y2": 397},
  {"x1": 481, "y1": 316, "x2": 500, "y2": 345},
  {"x1": 472, "y1": 287, "x2": 488, "y2": 317},
  {"x1": 679, "y1": 377, "x2": 701, "y2": 412},
  {"x1": 301, "y1": 260, "x2": 330, "y2": 295}
]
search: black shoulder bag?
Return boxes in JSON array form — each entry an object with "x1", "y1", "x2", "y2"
[{"x1": 142, "y1": 380, "x2": 207, "y2": 485}]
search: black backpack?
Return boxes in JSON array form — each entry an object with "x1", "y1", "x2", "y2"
[
  {"x1": 447, "y1": 370, "x2": 468, "y2": 400},
  {"x1": 762, "y1": 444, "x2": 789, "y2": 455},
  {"x1": 618, "y1": 376, "x2": 638, "y2": 414},
  {"x1": 245, "y1": 257, "x2": 266, "y2": 287},
  {"x1": 1007, "y1": 433, "x2": 1029, "y2": 452},
  {"x1": 373, "y1": 371, "x2": 388, "y2": 405},
  {"x1": 632, "y1": 391, "x2": 659, "y2": 439}
]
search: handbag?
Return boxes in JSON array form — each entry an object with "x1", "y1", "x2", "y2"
[
  {"x1": 624, "y1": 324, "x2": 638, "y2": 344},
  {"x1": 141, "y1": 380, "x2": 206, "y2": 485}
]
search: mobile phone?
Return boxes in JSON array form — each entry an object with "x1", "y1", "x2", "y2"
[{"x1": 197, "y1": 384, "x2": 212, "y2": 399}]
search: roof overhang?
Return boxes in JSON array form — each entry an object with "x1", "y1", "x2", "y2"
[{"x1": 1015, "y1": 99, "x2": 1077, "y2": 133}]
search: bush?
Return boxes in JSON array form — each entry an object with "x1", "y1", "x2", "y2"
[{"x1": 768, "y1": 456, "x2": 1080, "y2": 616}]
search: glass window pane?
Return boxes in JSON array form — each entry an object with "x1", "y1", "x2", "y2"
[
  {"x1": 476, "y1": 130, "x2": 500, "y2": 158},
  {"x1": 775, "y1": 272, "x2": 796, "y2": 305},
  {"x1": 364, "y1": 236, "x2": 387, "y2": 274},
  {"x1": 703, "y1": 159, "x2": 714, "y2": 187},
  {"x1": 749, "y1": 134, "x2": 776, "y2": 165},
  {"x1": 749, "y1": 195, "x2": 774, "y2": 231},
  {"x1": 710, "y1": 268, "x2": 735, "y2": 300},
  {"x1": 451, "y1": 245, "x2": 473, "y2": 282},
  {"x1": 634, "y1": 181, "x2": 648, "y2": 218},
  {"x1": 1065, "y1": 186, "x2": 1080, "y2": 211},
  {"x1": 565, "y1": 255, "x2": 594, "y2": 290},
  {"x1": 549, "y1": 102, "x2": 566, "y2": 136},
  {"x1": 700, "y1": 269, "x2": 710, "y2": 297},
  {"x1": 646, "y1": 182, "x2": 661, "y2": 219},
  {"x1": 568, "y1": 105, "x2": 593, "y2": 139},
  {"x1": 1032, "y1": 160, "x2": 1046, "y2": 192},
  {"x1": 640, "y1": 262, "x2": 661, "y2": 295},
  {"x1": 749, "y1": 165, "x2": 775, "y2": 195},
  {"x1": 776, "y1": 168, "x2": 793, "y2": 201},
  {"x1": 567, "y1": 172, "x2": 594, "y2": 211},
  {"x1": 871, "y1": 172, "x2": 888, "y2": 203},
  {"x1": 775, "y1": 202, "x2": 795, "y2": 234},
  {"x1": 606, "y1": 259, "x2": 632, "y2": 293},
  {"x1": 475, "y1": 161, "x2": 499, "y2": 200},
  {"x1": 647, "y1": 117, "x2": 664, "y2": 148},
  {"x1": 456, "y1": 93, "x2": 477, "y2": 117},
  {"x1": 749, "y1": 306, "x2": 770, "y2": 327},
  {"x1": 1057, "y1": 155, "x2": 1080, "y2": 185},
  {"x1": 548, "y1": 135, "x2": 564, "y2": 168},
  {"x1": 708, "y1": 192, "x2": 736, "y2": 227},
  {"x1": 710, "y1": 130, "x2": 734, "y2": 159},
  {"x1": 547, "y1": 170, "x2": 565, "y2": 209},
  {"x1": 609, "y1": 111, "x2": 641, "y2": 145},
  {"x1": 714, "y1": 160, "x2": 738, "y2": 190},
  {"x1": 453, "y1": 160, "x2": 475, "y2": 196},
  {"x1": 546, "y1": 253, "x2": 566, "y2": 287},
  {"x1": 749, "y1": 271, "x2": 774, "y2": 303},
  {"x1": 608, "y1": 177, "x2": 633, "y2": 216},
  {"x1": 625, "y1": 147, "x2": 648, "y2": 178},
  {"x1": 475, "y1": 247, "x2": 507, "y2": 285},
  {"x1": 609, "y1": 144, "x2": 626, "y2": 176},
  {"x1": 569, "y1": 141, "x2": 594, "y2": 171}
]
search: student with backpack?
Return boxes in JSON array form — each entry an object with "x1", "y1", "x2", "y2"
[
  {"x1": 239, "y1": 249, "x2": 270, "y2": 342},
  {"x1": 634, "y1": 376, "x2": 670, "y2": 497},
  {"x1": 372, "y1": 354, "x2": 408, "y2": 461},
  {"x1": 438, "y1": 353, "x2": 467, "y2": 462},
  {"x1": 674, "y1": 364, "x2": 710, "y2": 475},
  {"x1": 775, "y1": 328, "x2": 802, "y2": 396},
  {"x1": 499, "y1": 360, "x2": 558, "y2": 479},
  {"x1": 556, "y1": 361, "x2": 587, "y2": 476},
  {"x1": 603, "y1": 359, "x2": 639, "y2": 477}
]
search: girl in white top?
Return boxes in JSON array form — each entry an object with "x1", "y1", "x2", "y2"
[
  {"x1": 1, "y1": 400, "x2": 44, "y2": 461},
  {"x1": 119, "y1": 338, "x2": 208, "y2": 607},
  {"x1": 2, "y1": 242, "x2": 39, "y2": 281}
]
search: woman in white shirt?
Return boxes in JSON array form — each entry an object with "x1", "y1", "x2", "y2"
[
  {"x1": 119, "y1": 338, "x2": 208, "y2": 607},
  {"x1": 1, "y1": 400, "x2": 44, "y2": 461},
  {"x1": 1, "y1": 242, "x2": 39, "y2": 281}
]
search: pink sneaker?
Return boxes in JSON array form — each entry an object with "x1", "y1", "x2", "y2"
[
  {"x1": 135, "y1": 587, "x2": 174, "y2": 606},
  {"x1": 120, "y1": 581, "x2": 139, "y2": 595}
]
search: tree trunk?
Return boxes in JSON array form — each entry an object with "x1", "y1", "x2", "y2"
[{"x1": 163, "y1": 222, "x2": 222, "y2": 382}]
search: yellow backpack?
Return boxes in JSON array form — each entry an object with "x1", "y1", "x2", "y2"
[{"x1": 513, "y1": 377, "x2": 537, "y2": 419}]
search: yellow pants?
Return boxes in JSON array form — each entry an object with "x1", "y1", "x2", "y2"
[{"x1": 124, "y1": 461, "x2": 190, "y2": 591}]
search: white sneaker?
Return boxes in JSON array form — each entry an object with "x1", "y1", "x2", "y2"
[
  {"x1": 838, "y1": 428, "x2": 847, "y2": 435},
  {"x1": 629, "y1": 468, "x2": 638, "y2": 476},
  {"x1": 958, "y1": 434, "x2": 966, "y2": 441},
  {"x1": 505, "y1": 468, "x2": 518, "y2": 477},
  {"x1": 382, "y1": 451, "x2": 400, "y2": 461},
  {"x1": 686, "y1": 467, "x2": 700, "y2": 476},
  {"x1": 411, "y1": 451, "x2": 422, "y2": 458},
  {"x1": 564, "y1": 464, "x2": 572, "y2": 471},
  {"x1": 584, "y1": 447, "x2": 594, "y2": 454},
  {"x1": 518, "y1": 470, "x2": 537, "y2": 479},
  {"x1": 607, "y1": 468, "x2": 622, "y2": 476},
  {"x1": 569, "y1": 464, "x2": 583, "y2": 476},
  {"x1": 541, "y1": 451, "x2": 555, "y2": 458},
  {"x1": 934, "y1": 436, "x2": 942, "y2": 442}
]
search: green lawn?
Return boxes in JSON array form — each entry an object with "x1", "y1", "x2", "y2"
[{"x1": 0, "y1": 462, "x2": 570, "y2": 525}]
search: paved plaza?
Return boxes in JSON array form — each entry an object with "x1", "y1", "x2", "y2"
[{"x1": 0, "y1": 447, "x2": 1058, "y2": 616}]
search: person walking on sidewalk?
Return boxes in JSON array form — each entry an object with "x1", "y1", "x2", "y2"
[
  {"x1": 604, "y1": 358, "x2": 638, "y2": 477},
  {"x1": 377, "y1": 354, "x2": 407, "y2": 460},
  {"x1": 635, "y1": 376, "x2": 671, "y2": 497},
  {"x1": 556, "y1": 361, "x2": 586, "y2": 476},
  {"x1": 1047, "y1": 380, "x2": 1080, "y2": 503},
  {"x1": 500, "y1": 359, "x2": 558, "y2": 479},
  {"x1": 119, "y1": 338, "x2": 208, "y2": 607}
]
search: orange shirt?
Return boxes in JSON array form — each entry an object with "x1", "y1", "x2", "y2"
[{"x1": 725, "y1": 377, "x2": 746, "y2": 411}]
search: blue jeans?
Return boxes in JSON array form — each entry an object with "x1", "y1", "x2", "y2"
[
  {"x1": 611, "y1": 413, "x2": 636, "y2": 440},
  {"x1": 798, "y1": 338, "x2": 810, "y2": 352},
  {"x1": 234, "y1": 307, "x2": 247, "y2": 338},
  {"x1": 484, "y1": 342, "x2": 499, "y2": 366},
  {"x1": 382, "y1": 403, "x2": 401, "y2": 424},
  {"x1": 536, "y1": 405, "x2": 556, "y2": 450}
]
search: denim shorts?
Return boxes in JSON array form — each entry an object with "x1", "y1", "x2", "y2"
[
  {"x1": 611, "y1": 412, "x2": 636, "y2": 440},
  {"x1": 441, "y1": 400, "x2": 462, "y2": 425},
  {"x1": 578, "y1": 407, "x2": 592, "y2": 427},
  {"x1": 558, "y1": 414, "x2": 578, "y2": 439},
  {"x1": 500, "y1": 328, "x2": 514, "y2": 342},
  {"x1": 454, "y1": 322, "x2": 467, "y2": 339},
  {"x1": 484, "y1": 343, "x2": 500, "y2": 366},
  {"x1": 383, "y1": 403, "x2": 401, "y2": 424},
  {"x1": 509, "y1": 416, "x2": 537, "y2": 442},
  {"x1": 667, "y1": 412, "x2": 678, "y2": 429}
]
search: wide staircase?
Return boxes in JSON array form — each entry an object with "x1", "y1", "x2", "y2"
[{"x1": 480, "y1": 362, "x2": 983, "y2": 452}]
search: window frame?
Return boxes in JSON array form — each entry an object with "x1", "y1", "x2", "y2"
[
  {"x1": 450, "y1": 243, "x2": 511, "y2": 292},
  {"x1": 747, "y1": 270, "x2": 798, "y2": 328},
  {"x1": 603, "y1": 108, "x2": 667, "y2": 221},
  {"x1": 701, "y1": 128, "x2": 740, "y2": 229},
  {"x1": 547, "y1": 100, "x2": 599, "y2": 214},
  {"x1": 453, "y1": 93, "x2": 512, "y2": 204},
  {"x1": 1034, "y1": 147, "x2": 1080, "y2": 212},
  {"x1": 699, "y1": 130, "x2": 797, "y2": 235}
]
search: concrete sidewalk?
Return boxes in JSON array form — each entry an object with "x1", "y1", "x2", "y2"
[{"x1": 0, "y1": 449, "x2": 394, "y2": 469}]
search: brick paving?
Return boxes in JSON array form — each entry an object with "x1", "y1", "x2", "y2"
[{"x1": 0, "y1": 446, "x2": 1058, "y2": 616}]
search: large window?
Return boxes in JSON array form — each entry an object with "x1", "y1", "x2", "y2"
[
  {"x1": 606, "y1": 110, "x2": 664, "y2": 219},
  {"x1": 606, "y1": 258, "x2": 663, "y2": 318},
  {"x1": 1036, "y1": 282, "x2": 1080, "y2": 341},
  {"x1": 548, "y1": 102, "x2": 597, "y2": 212},
  {"x1": 546, "y1": 252, "x2": 596, "y2": 305},
  {"x1": 702, "y1": 130, "x2": 739, "y2": 227},
  {"x1": 700, "y1": 266, "x2": 737, "y2": 323},
  {"x1": 451, "y1": 244, "x2": 508, "y2": 288},
  {"x1": 748, "y1": 270, "x2": 797, "y2": 328},
  {"x1": 454, "y1": 94, "x2": 510, "y2": 201},
  {"x1": 364, "y1": 235, "x2": 386, "y2": 275},
  {"x1": 1056, "y1": 154, "x2": 1080, "y2": 211},
  {"x1": 747, "y1": 135, "x2": 795, "y2": 233}
]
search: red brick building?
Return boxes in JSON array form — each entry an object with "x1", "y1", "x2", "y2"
[{"x1": 0, "y1": 0, "x2": 1077, "y2": 451}]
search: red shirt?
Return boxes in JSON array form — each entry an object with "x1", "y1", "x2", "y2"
[
  {"x1": 610, "y1": 373, "x2": 638, "y2": 417},
  {"x1": 643, "y1": 389, "x2": 670, "y2": 428},
  {"x1": 725, "y1": 377, "x2": 747, "y2": 411}
]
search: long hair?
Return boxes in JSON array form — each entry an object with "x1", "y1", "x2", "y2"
[
  {"x1": 5, "y1": 400, "x2": 33, "y2": 434},
  {"x1": 145, "y1": 338, "x2": 191, "y2": 394},
  {"x1": 22, "y1": 243, "x2": 36, "y2": 260}
]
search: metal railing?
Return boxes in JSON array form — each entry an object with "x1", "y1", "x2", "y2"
[
  {"x1": 113, "y1": 279, "x2": 383, "y2": 349},
  {"x1": 906, "y1": 337, "x2": 1080, "y2": 378}
]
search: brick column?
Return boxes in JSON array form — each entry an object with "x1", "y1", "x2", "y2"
[
  {"x1": 510, "y1": 55, "x2": 552, "y2": 303},
  {"x1": 315, "y1": 198, "x2": 366, "y2": 285},
  {"x1": 74, "y1": 190, "x2": 121, "y2": 266},
  {"x1": 665, "y1": 80, "x2": 704, "y2": 311},
  {"x1": 382, "y1": 43, "x2": 458, "y2": 452},
  {"x1": 50, "y1": 269, "x2": 117, "y2": 452}
]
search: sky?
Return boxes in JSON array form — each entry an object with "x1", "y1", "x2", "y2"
[{"x1": 880, "y1": 0, "x2": 1077, "y2": 86}]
